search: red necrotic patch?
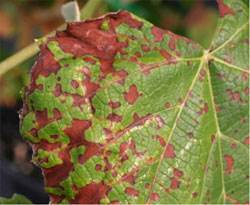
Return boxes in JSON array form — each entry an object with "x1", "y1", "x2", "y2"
[
  {"x1": 141, "y1": 44, "x2": 150, "y2": 52},
  {"x1": 151, "y1": 26, "x2": 166, "y2": 42},
  {"x1": 71, "y1": 80, "x2": 79, "y2": 89},
  {"x1": 169, "y1": 37, "x2": 175, "y2": 51},
  {"x1": 224, "y1": 155, "x2": 234, "y2": 174},
  {"x1": 173, "y1": 168, "x2": 184, "y2": 178},
  {"x1": 192, "y1": 192, "x2": 198, "y2": 198},
  {"x1": 135, "y1": 51, "x2": 141, "y2": 58},
  {"x1": 108, "y1": 101, "x2": 121, "y2": 109},
  {"x1": 95, "y1": 164, "x2": 102, "y2": 171},
  {"x1": 107, "y1": 113, "x2": 123, "y2": 122},
  {"x1": 150, "y1": 193, "x2": 159, "y2": 201},
  {"x1": 152, "y1": 135, "x2": 166, "y2": 147},
  {"x1": 244, "y1": 87, "x2": 249, "y2": 95},
  {"x1": 244, "y1": 137, "x2": 250, "y2": 145},
  {"x1": 164, "y1": 144, "x2": 175, "y2": 158},
  {"x1": 124, "y1": 84, "x2": 140, "y2": 104},
  {"x1": 125, "y1": 187, "x2": 139, "y2": 197},
  {"x1": 211, "y1": 135, "x2": 215, "y2": 142},
  {"x1": 69, "y1": 182, "x2": 111, "y2": 204},
  {"x1": 188, "y1": 132, "x2": 194, "y2": 139},
  {"x1": 160, "y1": 49, "x2": 172, "y2": 60},
  {"x1": 204, "y1": 103, "x2": 209, "y2": 113},
  {"x1": 64, "y1": 119, "x2": 91, "y2": 146},
  {"x1": 170, "y1": 177, "x2": 180, "y2": 189},
  {"x1": 165, "y1": 102, "x2": 170, "y2": 108},
  {"x1": 218, "y1": 0, "x2": 235, "y2": 17},
  {"x1": 122, "y1": 173, "x2": 137, "y2": 185},
  {"x1": 231, "y1": 143, "x2": 237, "y2": 149}
]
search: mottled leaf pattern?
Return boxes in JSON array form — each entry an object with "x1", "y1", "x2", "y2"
[{"x1": 19, "y1": 0, "x2": 249, "y2": 204}]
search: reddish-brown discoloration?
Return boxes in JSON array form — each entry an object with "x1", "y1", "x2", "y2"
[
  {"x1": 124, "y1": 85, "x2": 140, "y2": 104},
  {"x1": 145, "y1": 183, "x2": 150, "y2": 189},
  {"x1": 188, "y1": 132, "x2": 194, "y2": 139},
  {"x1": 160, "y1": 184, "x2": 170, "y2": 194},
  {"x1": 165, "y1": 102, "x2": 170, "y2": 108},
  {"x1": 173, "y1": 168, "x2": 184, "y2": 178},
  {"x1": 245, "y1": 87, "x2": 249, "y2": 95},
  {"x1": 152, "y1": 135, "x2": 166, "y2": 147},
  {"x1": 120, "y1": 142, "x2": 128, "y2": 154},
  {"x1": 125, "y1": 187, "x2": 139, "y2": 197},
  {"x1": 43, "y1": 148, "x2": 73, "y2": 187},
  {"x1": 226, "y1": 89, "x2": 242, "y2": 103},
  {"x1": 240, "y1": 118, "x2": 246, "y2": 123},
  {"x1": 164, "y1": 144, "x2": 176, "y2": 158},
  {"x1": 225, "y1": 196, "x2": 240, "y2": 204},
  {"x1": 64, "y1": 119, "x2": 91, "y2": 146},
  {"x1": 122, "y1": 173, "x2": 137, "y2": 185},
  {"x1": 169, "y1": 37, "x2": 175, "y2": 51},
  {"x1": 231, "y1": 143, "x2": 237, "y2": 149},
  {"x1": 71, "y1": 80, "x2": 79, "y2": 88},
  {"x1": 141, "y1": 44, "x2": 150, "y2": 52},
  {"x1": 69, "y1": 182, "x2": 111, "y2": 204},
  {"x1": 37, "y1": 84, "x2": 43, "y2": 90},
  {"x1": 95, "y1": 164, "x2": 102, "y2": 171},
  {"x1": 108, "y1": 101, "x2": 121, "y2": 109},
  {"x1": 242, "y1": 73, "x2": 248, "y2": 81},
  {"x1": 197, "y1": 107, "x2": 204, "y2": 116},
  {"x1": 211, "y1": 135, "x2": 215, "y2": 142},
  {"x1": 53, "y1": 84, "x2": 62, "y2": 97},
  {"x1": 151, "y1": 26, "x2": 197, "y2": 47},
  {"x1": 152, "y1": 26, "x2": 166, "y2": 42},
  {"x1": 107, "y1": 113, "x2": 123, "y2": 122},
  {"x1": 218, "y1": 0, "x2": 235, "y2": 17},
  {"x1": 192, "y1": 192, "x2": 198, "y2": 198},
  {"x1": 178, "y1": 98, "x2": 183, "y2": 104},
  {"x1": 160, "y1": 49, "x2": 172, "y2": 60},
  {"x1": 135, "y1": 51, "x2": 141, "y2": 58},
  {"x1": 27, "y1": 44, "x2": 61, "y2": 95},
  {"x1": 244, "y1": 137, "x2": 250, "y2": 145},
  {"x1": 150, "y1": 193, "x2": 159, "y2": 201},
  {"x1": 217, "y1": 106, "x2": 222, "y2": 112},
  {"x1": 36, "y1": 109, "x2": 49, "y2": 128},
  {"x1": 216, "y1": 73, "x2": 226, "y2": 79},
  {"x1": 170, "y1": 177, "x2": 180, "y2": 189},
  {"x1": 175, "y1": 51, "x2": 181, "y2": 57},
  {"x1": 35, "y1": 140, "x2": 62, "y2": 152},
  {"x1": 104, "y1": 156, "x2": 113, "y2": 171},
  {"x1": 204, "y1": 103, "x2": 209, "y2": 113},
  {"x1": 224, "y1": 155, "x2": 234, "y2": 174},
  {"x1": 199, "y1": 69, "x2": 205, "y2": 82}
]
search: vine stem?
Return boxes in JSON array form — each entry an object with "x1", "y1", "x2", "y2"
[{"x1": 0, "y1": 0, "x2": 102, "y2": 76}]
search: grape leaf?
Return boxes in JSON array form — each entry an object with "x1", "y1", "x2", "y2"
[{"x1": 19, "y1": 0, "x2": 249, "y2": 204}]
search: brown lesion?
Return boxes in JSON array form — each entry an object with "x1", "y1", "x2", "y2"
[
  {"x1": 217, "y1": 0, "x2": 235, "y2": 18},
  {"x1": 123, "y1": 84, "x2": 142, "y2": 105}
]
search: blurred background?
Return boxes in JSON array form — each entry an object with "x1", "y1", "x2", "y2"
[{"x1": 0, "y1": 0, "x2": 218, "y2": 203}]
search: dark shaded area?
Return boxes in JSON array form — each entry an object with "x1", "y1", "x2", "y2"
[{"x1": 0, "y1": 101, "x2": 49, "y2": 203}]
